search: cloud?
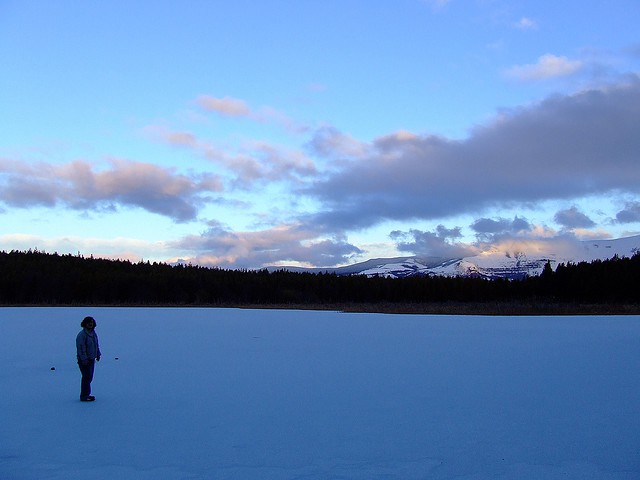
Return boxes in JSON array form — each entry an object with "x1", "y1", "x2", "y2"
[
  {"x1": 571, "y1": 228, "x2": 612, "y2": 240},
  {"x1": 392, "y1": 218, "x2": 537, "y2": 258},
  {"x1": 196, "y1": 95, "x2": 251, "y2": 117},
  {"x1": 476, "y1": 234, "x2": 587, "y2": 259},
  {"x1": 423, "y1": 0, "x2": 451, "y2": 9},
  {"x1": 470, "y1": 216, "x2": 532, "y2": 240},
  {"x1": 306, "y1": 126, "x2": 369, "y2": 160},
  {"x1": 196, "y1": 95, "x2": 307, "y2": 132},
  {"x1": 146, "y1": 125, "x2": 317, "y2": 186},
  {"x1": 616, "y1": 201, "x2": 640, "y2": 223},
  {"x1": 171, "y1": 222, "x2": 362, "y2": 268},
  {"x1": 0, "y1": 158, "x2": 223, "y2": 222},
  {"x1": 554, "y1": 206, "x2": 596, "y2": 229},
  {"x1": 389, "y1": 220, "x2": 622, "y2": 262},
  {"x1": 0, "y1": 233, "x2": 170, "y2": 263},
  {"x1": 391, "y1": 225, "x2": 478, "y2": 258},
  {"x1": 246, "y1": 141, "x2": 317, "y2": 181},
  {"x1": 303, "y1": 78, "x2": 640, "y2": 231},
  {"x1": 514, "y1": 17, "x2": 537, "y2": 30},
  {"x1": 505, "y1": 54, "x2": 584, "y2": 81}
]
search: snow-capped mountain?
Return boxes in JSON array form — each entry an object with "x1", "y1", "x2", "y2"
[
  {"x1": 271, "y1": 235, "x2": 640, "y2": 280},
  {"x1": 361, "y1": 235, "x2": 640, "y2": 279}
]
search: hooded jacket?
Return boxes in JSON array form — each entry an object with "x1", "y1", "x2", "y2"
[{"x1": 76, "y1": 329, "x2": 101, "y2": 363}]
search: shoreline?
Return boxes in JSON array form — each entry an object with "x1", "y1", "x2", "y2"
[{"x1": 2, "y1": 302, "x2": 639, "y2": 315}]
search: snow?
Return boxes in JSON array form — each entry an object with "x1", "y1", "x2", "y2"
[
  {"x1": 1, "y1": 307, "x2": 639, "y2": 479},
  {"x1": 360, "y1": 259, "x2": 432, "y2": 278},
  {"x1": 358, "y1": 236, "x2": 640, "y2": 279}
]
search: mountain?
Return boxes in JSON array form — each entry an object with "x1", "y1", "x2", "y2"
[{"x1": 269, "y1": 235, "x2": 640, "y2": 280}]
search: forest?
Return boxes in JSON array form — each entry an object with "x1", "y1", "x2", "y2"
[{"x1": 0, "y1": 249, "x2": 638, "y2": 313}]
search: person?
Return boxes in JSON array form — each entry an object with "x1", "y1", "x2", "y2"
[{"x1": 76, "y1": 316, "x2": 101, "y2": 402}]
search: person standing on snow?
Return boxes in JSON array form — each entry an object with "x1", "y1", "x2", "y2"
[{"x1": 76, "y1": 316, "x2": 101, "y2": 402}]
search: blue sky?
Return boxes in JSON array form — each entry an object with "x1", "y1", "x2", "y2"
[{"x1": 1, "y1": 0, "x2": 639, "y2": 268}]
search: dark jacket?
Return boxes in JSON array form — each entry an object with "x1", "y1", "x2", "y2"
[{"x1": 76, "y1": 329, "x2": 101, "y2": 363}]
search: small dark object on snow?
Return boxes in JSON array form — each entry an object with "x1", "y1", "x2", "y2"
[{"x1": 50, "y1": 367, "x2": 56, "y2": 371}]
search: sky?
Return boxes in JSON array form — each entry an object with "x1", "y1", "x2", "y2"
[{"x1": 1, "y1": 0, "x2": 639, "y2": 269}]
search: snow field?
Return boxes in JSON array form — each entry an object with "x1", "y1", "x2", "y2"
[{"x1": 1, "y1": 307, "x2": 639, "y2": 479}]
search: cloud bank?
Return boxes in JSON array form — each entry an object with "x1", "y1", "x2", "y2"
[
  {"x1": 0, "y1": 158, "x2": 222, "y2": 222},
  {"x1": 305, "y1": 78, "x2": 640, "y2": 232},
  {"x1": 171, "y1": 222, "x2": 362, "y2": 268}
]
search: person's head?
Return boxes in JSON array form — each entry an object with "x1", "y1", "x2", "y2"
[{"x1": 81, "y1": 316, "x2": 96, "y2": 329}]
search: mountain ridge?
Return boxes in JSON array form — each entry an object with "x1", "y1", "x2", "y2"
[{"x1": 268, "y1": 234, "x2": 640, "y2": 280}]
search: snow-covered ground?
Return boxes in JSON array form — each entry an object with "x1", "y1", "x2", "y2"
[{"x1": 1, "y1": 307, "x2": 639, "y2": 479}]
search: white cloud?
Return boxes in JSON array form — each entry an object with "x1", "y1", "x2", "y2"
[
  {"x1": 515, "y1": 17, "x2": 537, "y2": 30},
  {"x1": 0, "y1": 233, "x2": 170, "y2": 263},
  {"x1": 505, "y1": 54, "x2": 584, "y2": 81},
  {"x1": 572, "y1": 228, "x2": 612, "y2": 240}
]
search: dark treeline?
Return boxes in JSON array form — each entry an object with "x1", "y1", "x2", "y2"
[{"x1": 0, "y1": 249, "x2": 639, "y2": 308}]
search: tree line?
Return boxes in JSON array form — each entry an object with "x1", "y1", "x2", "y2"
[{"x1": 0, "y1": 249, "x2": 638, "y2": 307}]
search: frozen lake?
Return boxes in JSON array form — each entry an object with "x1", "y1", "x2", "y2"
[{"x1": 1, "y1": 307, "x2": 639, "y2": 479}]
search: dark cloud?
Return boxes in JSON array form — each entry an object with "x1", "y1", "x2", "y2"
[
  {"x1": 472, "y1": 217, "x2": 511, "y2": 234},
  {"x1": 303, "y1": 78, "x2": 640, "y2": 230},
  {"x1": 512, "y1": 216, "x2": 532, "y2": 232},
  {"x1": 469, "y1": 216, "x2": 533, "y2": 243},
  {"x1": 390, "y1": 225, "x2": 477, "y2": 258},
  {"x1": 299, "y1": 238, "x2": 363, "y2": 267},
  {"x1": 554, "y1": 206, "x2": 596, "y2": 229},
  {"x1": 471, "y1": 215, "x2": 532, "y2": 235},
  {"x1": 616, "y1": 201, "x2": 640, "y2": 223},
  {"x1": 1, "y1": 176, "x2": 59, "y2": 207},
  {"x1": 0, "y1": 158, "x2": 223, "y2": 222}
]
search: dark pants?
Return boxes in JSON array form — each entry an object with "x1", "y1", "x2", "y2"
[{"x1": 78, "y1": 360, "x2": 95, "y2": 399}]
